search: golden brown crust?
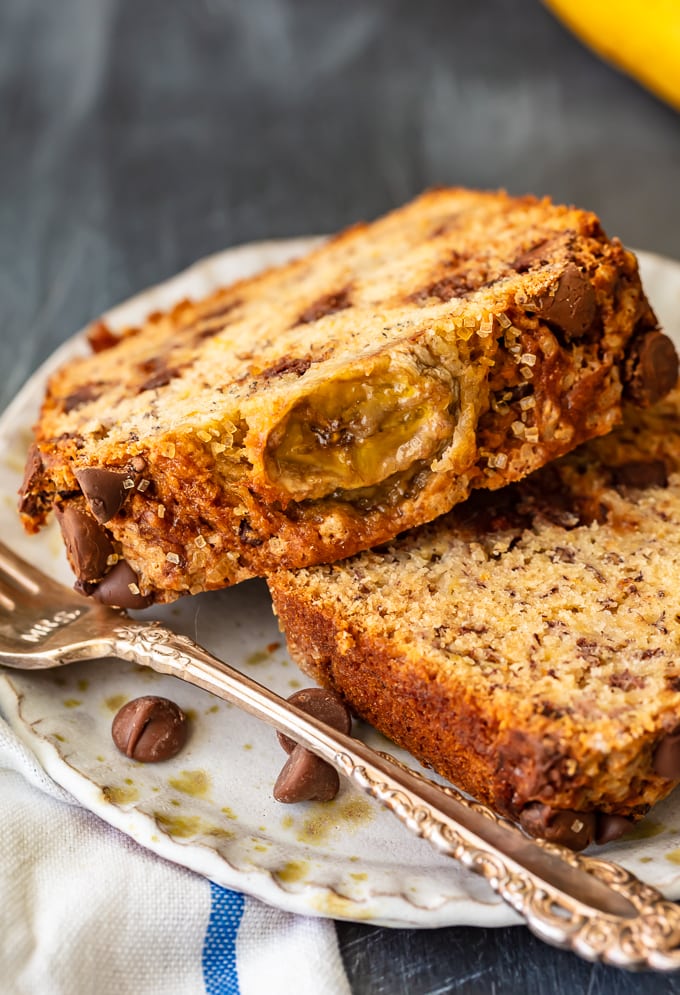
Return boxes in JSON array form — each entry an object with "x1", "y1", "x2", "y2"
[
  {"x1": 269, "y1": 588, "x2": 520, "y2": 814},
  {"x1": 270, "y1": 582, "x2": 669, "y2": 824},
  {"x1": 19, "y1": 188, "x2": 671, "y2": 604},
  {"x1": 268, "y1": 388, "x2": 680, "y2": 841}
]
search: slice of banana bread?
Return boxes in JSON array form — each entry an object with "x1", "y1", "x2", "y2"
[
  {"x1": 269, "y1": 388, "x2": 680, "y2": 849},
  {"x1": 20, "y1": 188, "x2": 674, "y2": 605}
]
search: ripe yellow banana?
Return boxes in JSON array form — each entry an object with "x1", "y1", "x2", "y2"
[{"x1": 544, "y1": 0, "x2": 680, "y2": 111}]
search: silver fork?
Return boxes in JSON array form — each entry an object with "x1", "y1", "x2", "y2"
[{"x1": 1, "y1": 539, "x2": 680, "y2": 970}]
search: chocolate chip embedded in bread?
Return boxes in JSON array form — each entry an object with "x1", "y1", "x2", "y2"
[
  {"x1": 238, "y1": 519, "x2": 264, "y2": 547},
  {"x1": 513, "y1": 234, "x2": 569, "y2": 273},
  {"x1": 296, "y1": 288, "x2": 351, "y2": 325},
  {"x1": 86, "y1": 320, "x2": 120, "y2": 354},
  {"x1": 277, "y1": 687, "x2": 352, "y2": 755},
  {"x1": 519, "y1": 803, "x2": 596, "y2": 850},
  {"x1": 63, "y1": 384, "x2": 102, "y2": 413},
  {"x1": 652, "y1": 730, "x2": 680, "y2": 779},
  {"x1": 111, "y1": 696, "x2": 188, "y2": 761},
  {"x1": 625, "y1": 331, "x2": 679, "y2": 407},
  {"x1": 91, "y1": 559, "x2": 152, "y2": 609},
  {"x1": 19, "y1": 444, "x2": 47, "y2": 519},
  {"x1": 21, "y1": 443, "x2": 43, "y2": 490},
  {"x1": 57, "y1": 505, "x2": 114, "y2": 582},
  {"x1": 528, "y1": 263, "x2": 597, "y2": 340},
  {"x1": 137, "y1": 361, "x2": 184, "y2": 393},
  {"x1": 75, "y1": 467, "x2": 134, "y2": 523},
  {"x1": 260, "y1": 356, "x2": 311, "y2": 380},
  {"x1": 594, "y1": 813, "x2": 634, "y2": 845},
  {"x1": 611, "y1": 459, "x2": 668, "y2": 490},
  {"x1": 273, "y1": 745, "x2": 340, "y2": 803}
]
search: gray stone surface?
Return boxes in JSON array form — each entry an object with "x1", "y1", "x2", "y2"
[{"x1": 2, "y1": 1, "x2": 680, "y2": 990}]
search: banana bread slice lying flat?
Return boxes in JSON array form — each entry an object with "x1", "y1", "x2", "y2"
[
  {"x1": 20, "y1": 188, "x2": 675, "y2": 605},
  {"x1": 269, "y1": 388, "x2": 680, "y2": 850}
]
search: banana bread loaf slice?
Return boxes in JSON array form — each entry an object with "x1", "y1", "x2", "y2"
[
  {"x1": 269, "y1": 388, "x2": 680, "y2": 850},
  {"x1": 20, "y1": 188, "x2": 675, "y2": 605}
]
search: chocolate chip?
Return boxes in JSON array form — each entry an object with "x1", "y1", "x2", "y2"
[
  {"x1": 86, "y1": 320, "x2": 120, "y2": 353},
  {"x1": 56, "y1": 505, "x2": 114, "y2": 582},
  {"x1": 277, "y1": 687, "x2": 352, "y2": 755},
  {"x1": 272, "y1": 688, "x2": 351, "y2": 803},
  {"x1": 63, "y1": 384, "x2": 102, "y2": 413},
  {"x1": 414, "y1": 271, "x2": 483, "y2": 303},
  {"x1": 528, "y1": 263, "x2": 597, "y2": 339},
  {"x1": 18, "y1": 444, "x2": 50, "y2": 520},
  {"x1": 653, "y1": 730, "x2": 680, "y2": 779},
  {"x1": 273, "y1": 745, "x2": 340, "y2": 803},
  {"x1": 20, "y1": 443, "x2": 44, "y2": 498},
  {"x1": 91, "y1": 559, "x2": 153, "y2": 609},
  {"x1": 111, "y1": 696, "x2": 188, "y2": 762},
  {"x1": 608, "y1": 669, "x2": 647, "y2": 691},
  {"x1": 259, "y1": 356, "x2": 311, "y2": 380},
  {"x1": 75, "y1": 467, "x2": 132, "y2": 523},
  {"x1": 138, "y1": 364, "x2": 183, "y2": 392},
  {"x1": 513, "y1": 235, "x2": 566, "y2": 273},
  {"x1": 238, "y1": 519, "x2": 264, "y2": 547},
  {"x1": 296, "y1": 288, "x2": 351, "y2": 325},
  {"x1": 625, "y1": 331, "x2": 679, "y2": 407},
  {"x1": 595, "y1": 813, "x2": 634, "y2": 845},
  {"x1": 611, "y1": 459, "x2": 668, "y2": 490},
  {"x1": 519, "y1": 803, "x2": 596, "y2": 851}
]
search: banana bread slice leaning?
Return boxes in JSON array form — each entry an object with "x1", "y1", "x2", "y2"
[
  {"x1": 269, "y1": 388, "x2": 680, "y2": 850},
  {"x1": 20, "y1": 188, "x2": 675, "y2": 605}
]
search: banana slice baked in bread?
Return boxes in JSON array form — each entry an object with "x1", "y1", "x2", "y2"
[
  {"x1": 269, "y1": 388, "x2": 680, "y2": 850},
  {"x1": 20, "y1": 188, "x2": 675, "y2": 605}
]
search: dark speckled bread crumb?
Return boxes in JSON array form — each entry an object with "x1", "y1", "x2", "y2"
[{"x1": 269, "y1": 388, "x2": 680, "y2": 849}]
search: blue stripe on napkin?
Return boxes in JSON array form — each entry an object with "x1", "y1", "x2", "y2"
[{"x1": 202, "y1": 882, "x2": 245, "y2": 994}]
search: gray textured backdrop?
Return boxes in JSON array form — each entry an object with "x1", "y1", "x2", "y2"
[
  {"x1": 2, "y1": 1, "x2": 680, "y2": 992},
  {"x1": 3, "y1": 0, "x2": 679, "y2": 417}
]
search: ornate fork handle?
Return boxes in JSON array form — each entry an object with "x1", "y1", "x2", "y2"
[{"x1": 111, "y1": 620, "x2": 680, "y2": 970}]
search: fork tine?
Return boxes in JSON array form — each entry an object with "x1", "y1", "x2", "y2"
[
  {"x1": 0, "y1": 545, "x2": 40, "y2": 594},
  {"x1": 0, "y1": 539, "x2": 72, "y2": 599},
  {"x1": 0, "y1": 583, "x2": 15, "y2": 611}
]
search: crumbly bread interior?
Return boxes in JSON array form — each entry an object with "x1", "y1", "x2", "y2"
[
  {"x1": 269, "y1": 388, "x2": 680, "y2": 842},
  {"x1": 20, "y1": 188, "x2": 666, "y2": 603}
]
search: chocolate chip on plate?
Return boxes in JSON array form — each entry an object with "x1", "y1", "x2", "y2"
[
  {"x1": 75, "y1": 467, "x2": 134, "y2": 523},
  {"x1": 91, "y1": 559, "x2": 153, "y2": 609},
  {"x1": 277, "y1": 687, "x2": 351, "y2": 754},
  {"x1": 273, "y1": 747, "x2": 340, "y2": 803},
  {"x1": 112, "y1": 696, "x2": 188, "y2": 762},
  {"x1": 519, "y1": 802, "x2": 597, "y2": 851},
  {"x1": 625, "y1": 330, "x2": 679, "y2": 407},
  {"x1": 273, "y1": 688, "x2": 351, "y2": 804}
]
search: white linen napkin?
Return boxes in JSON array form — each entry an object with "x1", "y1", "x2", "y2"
[{"x1": 0, "y1": 716, "x2": 352, "y2": 995}]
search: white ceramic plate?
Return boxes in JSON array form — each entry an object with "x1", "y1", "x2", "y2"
[{"x1": 2, "y1": 241, "x2": 680, "y2": 929}]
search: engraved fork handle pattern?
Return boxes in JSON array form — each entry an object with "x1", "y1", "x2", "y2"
[{"x1": 108, "y1": 619, "x2": 680, "y2": 971}]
